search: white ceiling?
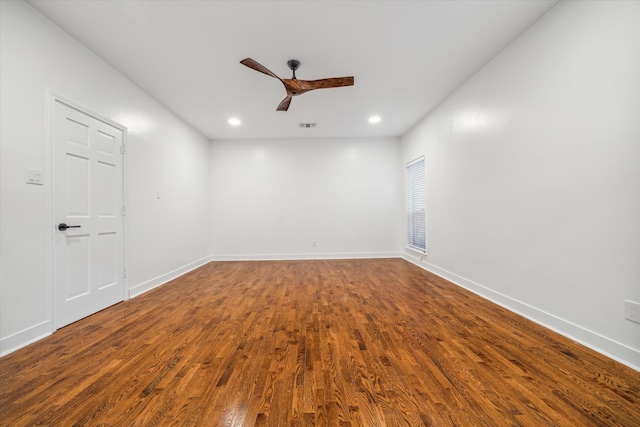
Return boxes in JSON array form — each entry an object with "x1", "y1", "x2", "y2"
[{"x1": 28, "y1": 0, "x2": 557, "y2": 141}]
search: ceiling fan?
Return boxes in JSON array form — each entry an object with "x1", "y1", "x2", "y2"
[{"x1": 240, "y1": 58, "x2": 354, "y2": 111}]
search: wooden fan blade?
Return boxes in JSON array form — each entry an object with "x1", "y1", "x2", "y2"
[
  {"x1": 277, "y1": 96, "x2": 292, "y2": 111},
  {"x1": 299, "y1": 77, "x2": 354, "y2": 90},
  {"x1": 240, "y1": 58, "x2": 282, "y2": 81},
  {"x1": 283, "y1": 77, "x2": 354, "y2": 96}
]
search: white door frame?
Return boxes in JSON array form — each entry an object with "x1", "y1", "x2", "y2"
[{"x1": 47, "y1": 92, "x2": 129, "y2": 332}]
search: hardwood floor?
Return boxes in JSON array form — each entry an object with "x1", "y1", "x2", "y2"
[{"x1": 0, "y1": 259, "x2": 638, "y2": 426}]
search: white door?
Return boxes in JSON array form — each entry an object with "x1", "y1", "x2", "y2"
[{"x1": 54, "y1": 99, "x2": 125, "y2": 328}]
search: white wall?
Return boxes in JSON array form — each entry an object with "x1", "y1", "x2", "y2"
[
  {"x1": 401, "y1": 0, "x2": 640, "y2": 369},
  {"x1": 0, "y1": 0, "x2": 211, "y2": 354},
  {"x1": 210, "y1": 138, "x2": 402, "y2": 259}
]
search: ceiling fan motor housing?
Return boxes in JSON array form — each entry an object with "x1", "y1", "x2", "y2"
[{"x1": 287, "y1": 59, "x2": 300, "y2": 71}]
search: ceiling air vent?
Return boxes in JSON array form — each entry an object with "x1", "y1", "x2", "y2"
[{"x1": 299, "y1": 123, "x2": 317, "y2": 128}]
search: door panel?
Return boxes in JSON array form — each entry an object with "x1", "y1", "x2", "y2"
[
  {"x1": 54, "y1": 100, "x2": 124, "y2": 328},
  {"x1": 97, "y1": 130, "x2": 116, "y2": 155},
  {"x1": 98, "y1": 161, "x2": 116, "y2": 215},
  {"x1": 97, "y1": 232, "x2": 117, "y2": 290},
  {"x1": 66, "y1": 117, "x2": 89, "y2": 148},
  {"x1": 67, "y1": 154, "x2": 90, "y2": 216},
  {"x1": 66, "y1": 234, "x2": 90, "y2": 299}
]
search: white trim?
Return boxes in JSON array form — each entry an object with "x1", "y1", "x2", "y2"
[
  {"x1": 405, "y1": 155, "x2": 425, "y2": 167},
  {"x1": 210, "y1": 252, "x2": 403, "y2": 262},
  {"x1": 44, "y1": 90, "x2": 55, "y2": 336},
  {"x1": 129, "y1": 256, "x2": 213, "y2": 298},
  {"x1": 121, "y1": 111, "x2": 130, "y2": 302},
  {"x1": 406, "y1": 246, "x2": 426, "y2": 255},
  {"x1": 0, "y1": 321, "x2": 52, "y2": 357},
  {"x1": 406, "y1": 156, "x2": 426, "y2": 253},
  {"x1": 402, "y1": 251, "x2": 640, "y2": 372}
]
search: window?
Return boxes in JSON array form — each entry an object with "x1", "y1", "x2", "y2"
[{"x1": 406, "y1": 156, "x2": 426, "y2": 253}]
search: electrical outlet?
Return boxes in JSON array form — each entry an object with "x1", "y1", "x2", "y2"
[{"x1": 625, "y1": 300, "x2": 640, "y2": 324}]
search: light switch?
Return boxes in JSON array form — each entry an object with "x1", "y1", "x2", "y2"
[{"x1": 25, "y1": 167, "x2": 43, "y2": 185}]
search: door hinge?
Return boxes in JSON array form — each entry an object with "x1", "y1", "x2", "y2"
[
  {"x1": 122, "y1": 267, "x2": 127, "y2": 278},
  {"x1": 121, "y1": 205, "x2": 126, "y2": 216},
  {"x1": 120, "y1": 145, "x2": 126, "y2": 155}
]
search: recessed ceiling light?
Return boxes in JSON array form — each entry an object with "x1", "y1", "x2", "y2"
[
  {"x1": 228, "y1": 117, "x2": 241, "y2": 126},
  {"x1": 368, "y1": 115, "x2": 381, "y2": 124}
]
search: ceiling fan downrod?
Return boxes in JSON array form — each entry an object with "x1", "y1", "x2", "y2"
[{"x1": 287, "y1": 59, "x2": 300, "y2": 80}]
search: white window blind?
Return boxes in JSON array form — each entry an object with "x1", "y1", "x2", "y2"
[{"x1": 406, "y1": 157, "x2": 426, "y2": 253}]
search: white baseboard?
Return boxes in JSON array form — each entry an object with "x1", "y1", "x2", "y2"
[
  {"x1": 210, "y1": 252, "x2": 402, "y2": 261},
  {"x1": 402, "y1": 252, "x2": 640, "y2": 372},
  {"x1": 129, "y1": 255, "x2": 213, "y2": 299},
  {"x1": 0, "y1": 320, "x2": 52, "y2": 357}
]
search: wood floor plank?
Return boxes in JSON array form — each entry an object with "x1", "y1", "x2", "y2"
[{"x1": 1, "y1": 259, "x2": 638, "y2": 426}]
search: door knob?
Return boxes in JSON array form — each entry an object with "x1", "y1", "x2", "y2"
[{"x1": 58, "y1": 223, "x2": 81, "y2": 231}]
